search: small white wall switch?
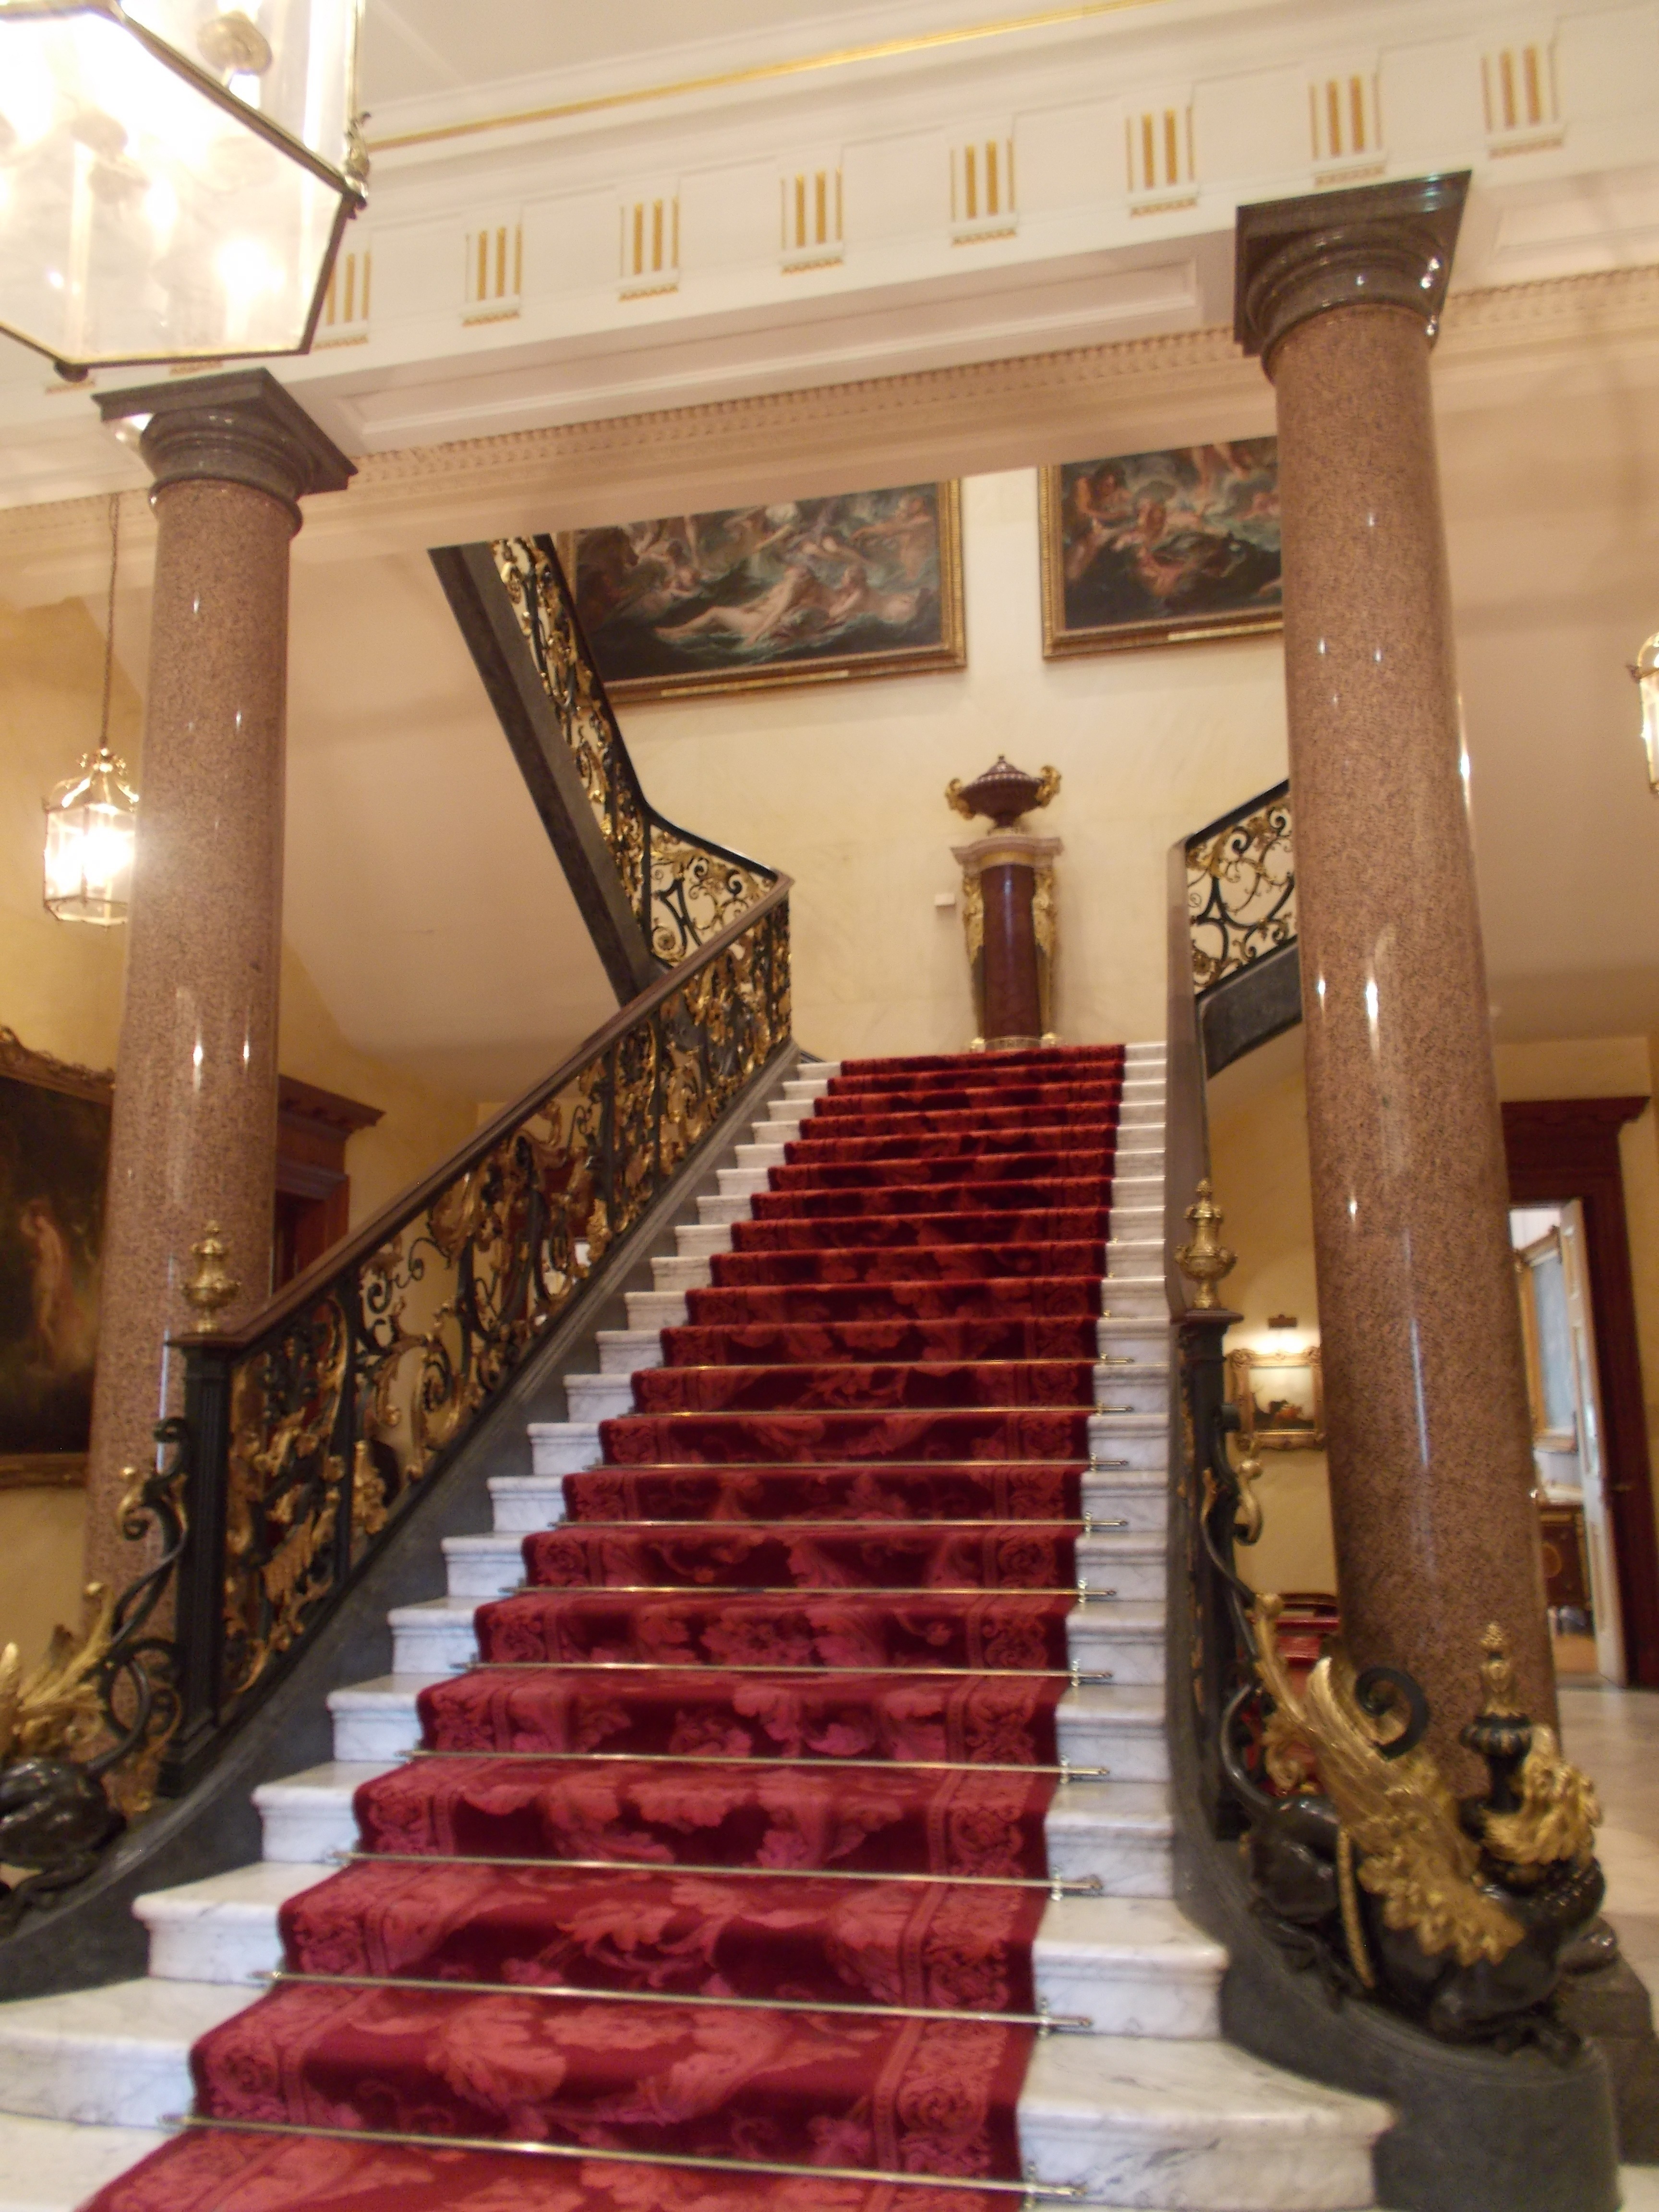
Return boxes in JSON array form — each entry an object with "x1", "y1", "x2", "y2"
[{"x1": 934, "y1": 892, "x2": 957, "y2": 910}]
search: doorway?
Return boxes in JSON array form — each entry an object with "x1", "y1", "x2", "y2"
[{"x1": 1503, "y1": 1097, "x2": 1659, "y2": 1689}]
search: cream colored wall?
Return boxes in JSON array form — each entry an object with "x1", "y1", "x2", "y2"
[
  {"x1": 1207, "y1": 1027, "x2": 1659, "y2": 1607},
  {"x1": 0, "y1": 597, "x2": 478, "y2": 1666},
  {"x1": 1206, "y1": 1029, "x2": 1337, "y2": 1599},
  {"x1": 622, "y1": 469, "x2": 1290, "y2": 1061}
]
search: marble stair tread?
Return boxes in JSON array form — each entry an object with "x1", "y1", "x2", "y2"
[
  {"x1": 1046, "y1": 1779, "x2": 1175, "y2": 1889},
  {"x1": 1035, "y1": 1896, "x2": 1222, "y2": 2040},
  {"x1": 625, "y1": 1289, "x2": 690, "y2": 1329},
  {"x1": 674, "y1": 1222, "x2": 734, "y2": 1258},
  {"x1": 526, "y1": 1422, "x2": 602, "y2": 1475},
  {"x1": 0, "y1": 1977, "x2": 259, "y2": 2127},
  {"x1": 0, "y1": 2114, "x2": 169, "y2": 2212},
  {"x1": 1018, "y1": 2031, "x2": 1388, "y2": 2210},
  {"x1": 650, "y1": 1254, "x2": 714, "y2": 1291},
  {"x1": 328, "y1": 1674, "x2": 445, "y2": 1760},
  {"x1": 566, "y1": 1361, "x2": 1171, "y2": 1422},
  {"x1": 253, "y1": 1760, "x2": 395, "y2": 1861},
  {"x1": 134, "y1": 1862, "x2": 328, "y2": 1983}
]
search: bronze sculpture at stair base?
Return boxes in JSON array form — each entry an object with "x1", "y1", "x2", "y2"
[{"x1": 946, "y1": 755, "x2": 1061, "y2": 1049}]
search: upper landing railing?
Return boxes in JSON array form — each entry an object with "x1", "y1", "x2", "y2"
[{"x1": 433, "y1": 535, "x2": 778, "y2": 995}]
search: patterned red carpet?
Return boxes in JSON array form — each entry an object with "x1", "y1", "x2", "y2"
[{"x1": 88, "y1": 1045, "x2": 1125, "y2": 2212}]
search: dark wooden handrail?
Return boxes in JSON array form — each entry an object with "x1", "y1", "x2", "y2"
[{"x1": 183, "y1": 872, "x2": 793, "y2": 1356}]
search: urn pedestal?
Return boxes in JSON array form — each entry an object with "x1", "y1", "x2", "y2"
[{"x1": 952, "y1": 831, "x2": 1061, "y2": 1050}]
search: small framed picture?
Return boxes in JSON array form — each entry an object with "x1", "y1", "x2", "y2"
[
  {"x1": 1040, "y1": 439, "x2": 1282, "y2": 657},
  {"x1": 1226, "y1": 1344, "x2": 1325, "y2": 1452}
]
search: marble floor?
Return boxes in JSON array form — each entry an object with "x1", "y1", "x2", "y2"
[{"x1": 1561, "y1": 1682, "x2": 1659, "y2": 2205}]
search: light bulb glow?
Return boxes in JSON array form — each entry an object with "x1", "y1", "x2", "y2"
[
  {"x1": 1635, "y1": 632, "x2": 1659, "y2": 795},
  {"x1": 43, "y1": 750, "x2": 138, "y2": 926}
]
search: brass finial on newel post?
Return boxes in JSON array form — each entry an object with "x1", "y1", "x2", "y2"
[
  {"x1": 181, "y1": 1221, "x2": 239, "y2": 1333},
  {"x1": 1175, "y1": 1179, "x2": 1236, "y2": 1310}
]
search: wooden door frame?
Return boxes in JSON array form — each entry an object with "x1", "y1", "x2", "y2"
[{"x1": 1502, "y1": 1096, "x2": 1659, "y2": 1685}]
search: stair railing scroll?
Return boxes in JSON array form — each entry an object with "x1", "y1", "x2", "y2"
[
  {"x1": 493, "y1": 537, "x2": 777, "y2": 966},
  {"x1": 0, "y1": 880, "x2": 792, "y2": 1919},
  {"x1": 1182, "y1": 781, "x2": 1302, "y2": 1080}
]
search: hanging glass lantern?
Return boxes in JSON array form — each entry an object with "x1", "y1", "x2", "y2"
[
  {"x1": 44, "y1": 492, "x2": 138, "y2": 925},
  {"x1": 1633, "y1": 632, "x2": 1659, "y2": 795},
  {"x1": 45, "y1": 743, "x2": 139, "y2": 923},
  {"x1": 0, "y1": 0, "x2": 366, "y2": 372}
]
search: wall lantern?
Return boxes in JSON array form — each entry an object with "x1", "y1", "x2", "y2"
[
  {"x1": 1633, "y1": 632, "x2": 1659, "y2": 795},
  {"x1": 44, "y1": 494, "x2": 137, "y2": 925},
  {"x1": 0, "y1": 0, "x2": 366, "y2": 373}
]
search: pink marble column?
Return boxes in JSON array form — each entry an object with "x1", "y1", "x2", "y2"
[
  {"x1": 1236, "y1": 177, "x2": 1554, "y2": 1772},
  {"x1": 84, "y1": 372, "x2": 352, "y2": 1594}
]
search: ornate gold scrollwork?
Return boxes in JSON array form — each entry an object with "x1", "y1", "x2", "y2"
[
  {"x1": 1187, "y1": 789, "x2": 1296, "y2": 993},
  {"x1": 494, "y1": 537, "x2": 774, "y2": 964},
  {"x1": 1252, "y1": 1598, "x2": 1539, "y2": 1968}
]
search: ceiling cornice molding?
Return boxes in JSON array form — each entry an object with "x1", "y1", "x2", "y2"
[{"x1": 3, "y1": 261, "x2": 1656, "y2": 601}]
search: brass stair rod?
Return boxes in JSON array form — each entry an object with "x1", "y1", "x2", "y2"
[
  {"x1": 335, "y1": 1847, "x2": 1106, "y2": 1898},
  {"x1": 170, "y1": 2116, "x2": 1086, "y2": 2200}
]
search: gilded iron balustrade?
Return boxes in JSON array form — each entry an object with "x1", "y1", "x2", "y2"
[
  {"x1": 1186, "y1": 780, "x2": 1296, "y2": 994},
  {"x1": 145, "y1": 885, "x2": 790, "y2": 1796},
  {"x1": 494, "y1": 537, "x2": 777, "y2": 964}
]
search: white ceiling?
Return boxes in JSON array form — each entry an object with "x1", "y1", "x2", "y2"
[{"x1": 359, "y1": 0, "x2": 1020, "y2": 107}]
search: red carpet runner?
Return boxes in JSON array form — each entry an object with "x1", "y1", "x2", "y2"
[{"x1": 90, "y1": 1045, "x2": 1126, "y2": 2212}]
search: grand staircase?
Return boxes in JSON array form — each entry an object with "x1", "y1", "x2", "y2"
[{"x1": 0, "y1": 1042, "x2": 1388, "y2": 2212}]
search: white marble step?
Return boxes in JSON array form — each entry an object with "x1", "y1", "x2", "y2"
[
  {"x1": 1046, "y1": 1779, "x2": 1175, "y2": 1892},
  {"x1": 326, "y1": 1670, "x2": 1169, "y2": 1776},
  {"x1": 485, "y1": 1466, "x2": 1167, "y2": 1540},
  {"x1": 675, "y1": 1221, "x2": 733, "y2": 1259},
  {"x1": 253, "y1": 1759, "x2": 393, "y2": 1863},
  {"x1": 445, "y1": 1517, "x2": 1164, "y2": 1602},
  {"x1": 1056, "y1": 1686, "x2": 1170, "y2": 1781},
  {"x1": 122, "y1": 1858, "x2": 1203, "y2": 2050},
  {"x1": 519, "y1": 1409, "x2": 1166, "y2": 1483},
  {"x1": 0, "y1": 1977, "x2": 256, "y2": 2128},
  {"x1": 328, "y1": 1674, "x2": 445, "y2": 1762},
  {"x1": 565, "y1": 1360, "x2": 1171, "y2": 1425},
  {"x1": 1036, "y1": 1896, "x2": 1223, "y2": 2039},
  {"x1": 387, "y1": 1589, "x2": 1165, "y2": 1679},
  {"x1": 625, "y1": 1288, "x2": 689, "y2": 1330},
  {"x1": 0, "y1": 2115, "x2": 169, "y2": 2212},
  {"x1": 651, "y1": 1252, "x2": 713, "y2": 1291},
  {"x1": 134, "y1": 1862, "x2": 324, "y2": 1984},
  {"x1": 1099, "y1": 1318, "x2": 1171, "y2": 1363},
  {"x1": 1107, "y1": 1239, "x2": 1163, "y2": 1277},
  {"x1": 1017, "y1": 2031, "x2": 1387, "y2": 2209}
]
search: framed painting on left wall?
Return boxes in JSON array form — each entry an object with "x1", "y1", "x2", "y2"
[{"x1": 0, "y1": 1031, "x2": 111, "y2": 1490}]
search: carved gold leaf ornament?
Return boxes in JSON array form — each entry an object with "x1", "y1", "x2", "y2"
[
  {"x1": 1483, "y1": 1727, "x2": 1601, "y2": 1872},
  {"x1": 1252, "y1": 1597, "x2": 1528, "y2": 1968},
  {"x1": 0, "y1": 1584, "x2": 115, "y2": 1767}
]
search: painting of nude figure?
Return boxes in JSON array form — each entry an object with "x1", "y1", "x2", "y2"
[
  {"x1": 0, "y1": 1033, "x2": 110, "y2": 1488},
  {"x1": 560, "y1": 482, "x2": 964, "y2": 701},
  {"x1": 1040, "y1": 439, "x2": 1282, "y2": 657}
]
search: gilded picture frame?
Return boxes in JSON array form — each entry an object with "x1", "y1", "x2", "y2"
[
  {"x1": 0, "y1": 1028, "x2": 113, "y2": 1491},
  {"x1": 558, "y1": 481, "x2": 965, "y2": 703},
  {"x1": 1040, "y1": 439, "x2": 1283, "y2": 658},
  {"x1": 1226, "y1": 1344, "x2": 1325, "y2": 1453}
]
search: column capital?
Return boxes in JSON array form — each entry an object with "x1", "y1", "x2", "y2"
[
  {"x1": 97, "y1": 366, "x2": 354, "y2": 526},
  {"x1": 1233, "y1": 171, "x2": 1469, "y2": 376}
]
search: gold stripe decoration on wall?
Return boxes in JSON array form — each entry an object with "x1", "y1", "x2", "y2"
[
  {"x1": 781, "y1": 160, "x2": 844, "y2": 273},
  {"x1": 1482, "y1": 34, "x2": 1562, "y2": 155},
  {"x1": 463, "y1": 210, "x2": 523, "y2": 325},
  {"x1": 1308, "y1": 60, "x2": 1383, "y2": 187},
  {"x1": 1125, "y1": 88, "x2": 1194, "y2": 215},
  {"x1": 951, "y1": 130, "x2": 1017, "y2": 245},
  {"x1": 621, "y1": 187, "x2": 681, "y2": 298}
]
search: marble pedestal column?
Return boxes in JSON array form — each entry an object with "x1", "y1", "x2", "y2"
[
  {"x1": 84, "y1": 371, "x2": 352, "y2": 1595},
  {"x1": 952, "y1": 831, "x2": 1060, "y2": 1050},
  {"x1": 1236, "y1": 177, "x2": 1553, "y2": 1771}
]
